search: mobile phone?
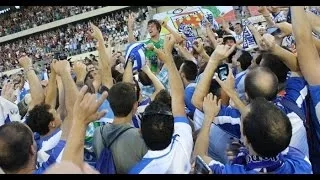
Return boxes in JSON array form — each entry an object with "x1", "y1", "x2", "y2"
[
  {"x1": 194, "y1": 155, "x2": 211, "y2": 174},
  {"x1": 217, "y1": 64, "x2": 229, "y2": 81},
  {"x1": 266, "y1": 27, "x2": 281, "y2": 36}
]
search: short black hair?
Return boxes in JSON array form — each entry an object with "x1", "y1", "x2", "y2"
[
  {"x1": 260, "y1": 53, "x2": 290, "y2": 84},
  {"x1": 141, "y1": 101, "x2": 174, "y2": 150},
  {"x1": 204, "y1": 46, "x2": 214, "y2": 56},
  {"x1": 245, "y1": 67, "x2": 278, "y2": 101},
  {"x1": 147, "y1": 19, "x2": 161, "y2": 33},
  {"x1": 255, "y1": 53, "x2": 263, "y2": 65},
  {"x1": 154, "y1": 89, "x2": 172, "y2": 110},
  {"x1": 108, "y1": 82, "x2": 137, "y2": 117},
  {"x1": 26, "y1": 103, "x2": 54, "y2": 135},
  {"x1": 237, "y1": 50, "x2": 252, "y2": 71},
  {"x1": 209, "y1": 79, "x2": 222, "y2": 98},
  {"x1": 180, "y1": 61, "x2": 198, "y2": 81},
  {"x1": 0, "y1": 122, "x2": 34, "y2": 173},
  {"x1": 235, "y1": 22, "x2": 243, "y2": 29},
  {"x1": 138, "y1": 71, "x2": 152, "y2": 86},
  {"x1": 173, "y1": 55, "x2": 185, "y2": 71},
  {"x1": 243, "y1": 98, "x2": 292, "y2": 157}
]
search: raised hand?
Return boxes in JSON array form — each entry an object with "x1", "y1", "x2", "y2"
[
  {"x1": 275, "y1": 22, "x2": 293, "y2": 38},
  {"x1": 89, "y1": 22, "x2": 103, "y2": 40},
  {"x1": 193, "y1": 39, "x2": 205, "y2": 54},
  {"x1": 210, "y1": 44, "x2": 236, "y2": 62},
  {"x1": 18, "y1": 56, "x2": 32, "y2": 69},
  {"x1": 1, "y1": 82, "x2": 16, "y2": 103},
  {"x1": 258, "y1": 6, "x2": 269, "y2": 15},
  {"x1": 203, "y1": 93, "x2": 221, "y2": 121},
  {"x1": 163, "y1": 34, "x2": 176, "y2": 53},
  {"x1": 73, "y1": 86, "x2": 108, "y2": 125},
  {"x1": 215, "y1": 67, "x2": 235, "y2": 96},
  {"x1": 53, "y1": 60, "x2": 71, "y2": 76},
  {"x1": 258, "y1": 33, "x2": 276, "y2": 52},
  {"x1": 73, "y1": 62, "x2": 87, "y2": 82},
  {"x1": 128, "y1": 13, "x2": 136, "y2": 30}
]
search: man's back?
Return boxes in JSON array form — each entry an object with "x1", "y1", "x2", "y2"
[{"x1": 93, "y1": 123, "x2": 148, "y2": 174}]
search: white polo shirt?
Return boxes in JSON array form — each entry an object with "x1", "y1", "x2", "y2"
[{"x1": 129, "y1": 116, "x2": 193, "y2": 174}]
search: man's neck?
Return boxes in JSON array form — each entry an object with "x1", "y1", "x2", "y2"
[
  {"x1": 113, "y1": 115, "x2": 132, "y2": 125},
  {"x1": 150, "y1": 34, "x2": 160, "y2": 42},
  {"x1": 13, "y1": 160, "x2": 35, "y2": 174}
]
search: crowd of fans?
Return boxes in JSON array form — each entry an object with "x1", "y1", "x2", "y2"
[
  {"x1": 0, "y1": 6, "x2": 148, "y2": 72},
  {"x1": 0, "y1": 6, "x2": 320, "y2": 174},
  {"x1": 0, "y1": 6, "x2": 104, "y2": 37}
]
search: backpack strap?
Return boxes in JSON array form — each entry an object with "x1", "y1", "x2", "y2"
[
  {"x1": 100, "y1": 126, "x2": 134, "y2": 149},
  {"x1": 281, "y1": 98, "x2": 306, "y2": 124}
]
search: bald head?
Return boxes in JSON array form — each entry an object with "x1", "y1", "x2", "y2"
[{"x1": 245, "y1": 67, "x2": 278, "y2": 101}]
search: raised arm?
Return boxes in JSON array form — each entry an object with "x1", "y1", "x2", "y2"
[
  {"x1": 122, "y1": 59, "x2": 134, "y2": 83},
  {"x1": 215, "y1": 69, "x2": 248, "y2": 115},
  {"x1": 62, "y1": 86, "x2": 107, "y2": 167},
  {"x1": 53, "y1": 60, "x2": 79, "y2": 140},
  {"x1": 90, "y1": 23, "x2": 113, "y2": 89},
  {"x1": 205, "y1": 23, "x2": 218, "y2": 49},
  {"x1": 258, "y1": 6, "x2": 276, "y2": 27},
  {"x1": 18, "y1": 56, "x2": 45, "y2": 109},
  {"x1": 128, "y1": 13, "x2": 137, "y2": 43},
  {"x1": 292, "y1": 6, "x2": 320, "y2": 85},
  {"x1": 141, "y1": 64, "x2": 165, "y2": 101},
  {"x1": 191, "y1": 45, "x2": 236, "y2": 111},
  {"x1": 306, "y1": 10, "x2": 320, "y2": 34},
  {"x1": 160, "y1": 19, "x2": 184, "y2": 44},
  {"x1": 73, "y1": 61, "x2": 87, "y2": 90},
  {"x1": 175, "y1": 44, "x2": 197, "y2": 63},
  {"x1": 192, "y1": 40, "x2": 210, "y2": 62},
  {"x1": 193, "y1": 93, "x2": 221, "y2": 165},
  {"x1": 154, "y1": 34, "x2": 185, "y2": 116},
  {"x1": 44, "y1": 60, "x2": 58, "y2": 108}
]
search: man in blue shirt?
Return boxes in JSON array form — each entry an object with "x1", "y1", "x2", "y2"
[
  {"x1": 292, "y1": 6, "x2": 320, "y2": 174},
  {"x1": 194, "y1": 96, "x2": 312, "y2": 174},
  {"x1": 179, "y1": 61, "x2": 198, "y2": 118}
]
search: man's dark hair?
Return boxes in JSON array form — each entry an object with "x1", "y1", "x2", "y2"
[
  {"x1": 147, "y1": 19, "x2": 161, "y2": 33},
  {"x1": 0, "y1": 122, "x2": 34, "y2": 173},
  {"x1": 235, "y1": 22, "x2": 243, "y2": 29},
  {"x1": 204, "y1": 46, "x2": 214, "y2": 56},
  {"x1": 260, "y1": 53, "x2": 290, "y2": 84},
  {"x1": 173, "y1": 55, "x2": 185, "y2": 71},
  {"x1": 108, "y1": 82, "x2": 137, "y2": 117},
  {"x1": 26, "y1": 103, "x2": 54, "y2": 135},
  {"x1": 138, "y1": 71, "x2": 152, "y2": 86},
  {"x1": 154, "y1": 89, "x2": 172, "y2": 110},
  {"x1": 255, "y1": 53, "x2": 263, "y2": 65},
  {"x1": 245, "y1": 67, "x2": 278, "y2": 101},
  {"x1": 180, "y1": 61, "x2": 198, "y2": 81},
  {"x1": 237, "y1": 50, "x2": 252, "y2": 71},
  {"x1": 141, "y1": 101, "x2": 174, "y2": 150},
  {"x1": 243, "y1": 98, "x2": 292, "y2": 157},
  {"x1": 209, "y1": 79, "x2": 222, "y2": 98}
]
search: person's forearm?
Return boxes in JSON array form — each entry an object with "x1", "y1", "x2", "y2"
[
  {"x1": 193, "y1": 117, "x2": 212, "y2": 157},
  {"x1": 122, "y1": 60, "x2": 133, "y2": 83},
  {"x1": 128, "y1": 27, "x2": 137, "y2": 43},
  {"x1": 57, "y1": 77, "x2": 67, "y2": 121},
  {"x1": 227, "y1": 90, "x2": 247, "y2": 115},
  {"x1": 313, "y1": 36, "x2": 320, "y2": 54},
  {"x1": 25, "y1": 68, "x2": 45, "y2": 108},
  {"x1": 306, "y1": 11, "x2": 320, "y2": 34},
  {"x1": 176, "y1": 45, "x2": 197, "y2": 62},
  {"x1": 61, "y1": 121, "x2": 86, "y2": 167},
  {"x1": 166, "y1": 55, "x2": 185, "y2": 116},
  {"x1": 45, "y1": 72, "x2": 57, "y2": 109},
  {"x1": 163, "y1": 24, "x2": 183, "y2": 43},
  {"x1": 272, "y1": 44, "x2": 300, "y2": 71},
  {"x1": 262, "y1": 13, "x2": 276, "y2": 27},
  {"x1": 192, "y1": 60, "x2": 219, "y2": 111},
  {"x1": 206, "y1": 27, "x2": 218, "y2": 49},
  {"x1": 292, "y1": 6, "x2": 320, "y2": 85},
  {"x1": 145, "y1": 70, "x2": 165, "y2": 95},
  {"x1": 60, "y1": 72, "x2": 79, "y2": 115},
  {"x1": 199, "y1": 51, "x2": 210, "y2": 62},
  {"x1": 97, "y1": 40, "x2": 113, "y2": 89}
]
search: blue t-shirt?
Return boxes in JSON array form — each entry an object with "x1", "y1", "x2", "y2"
[{"x1": 184, "y1": 83, "x2": 196, "y2": 117}]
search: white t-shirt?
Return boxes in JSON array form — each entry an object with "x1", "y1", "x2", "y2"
[{"x1": 129, "y1": 116, "x2": 193, "y2": 174}]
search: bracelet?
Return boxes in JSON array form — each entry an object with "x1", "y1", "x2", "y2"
[{"x1": 24, "y1": 66, "x2": 34, "y2": 74}]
